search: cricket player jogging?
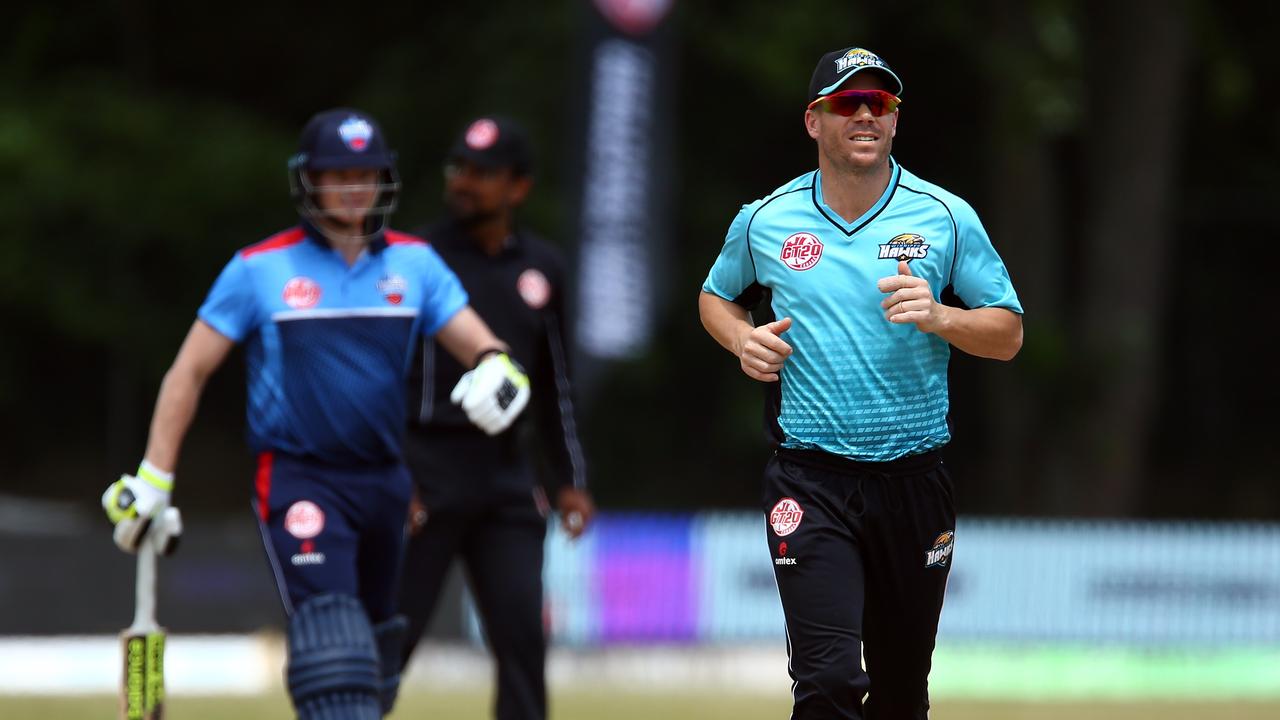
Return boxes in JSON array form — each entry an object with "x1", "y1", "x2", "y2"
[
  {"x1": 698, "y1": 47, "x2": 1023, "y2": 719},
  {"x1": 101, "y1": 107, "x2": 531, "y2": 719}
]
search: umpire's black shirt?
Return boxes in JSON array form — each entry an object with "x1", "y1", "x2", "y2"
[{"x1": 405, "y1": 217, "x2": 586, "y2": 505}]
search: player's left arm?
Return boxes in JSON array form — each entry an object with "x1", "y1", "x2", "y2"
[
  {"x1": 878, "y1": 260, "x2": 1023, "y2": 360},
  {"x1": 434, "y1": 305, "x2": 507, "y2": 367},
  {"x1": 879, "y1": 201, "x2": 1023, "y2": 360},
  {"x1": 416, "y1": 244, "x2": 529, "y2": 435},
  {"x1": 435, "y1": 307, "x2": 531, "y2": 435}
]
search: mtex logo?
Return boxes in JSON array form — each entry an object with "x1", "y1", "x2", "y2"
[{"x1": 775, "y1": 540, "x2": 797, "y2": 566}]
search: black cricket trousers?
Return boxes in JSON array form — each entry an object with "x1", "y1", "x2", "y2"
[
  {"x1": 764, "y1": 447, "x2": 956, "y2": 720},
  {"x1": 397, "y1": 435, "x2": 548, "y2": 720}
]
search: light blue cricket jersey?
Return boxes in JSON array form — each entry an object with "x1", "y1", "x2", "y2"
[
  {"x1": 702, "y1": 159, "x2": 1022, "y2": 461},
  {"x1": 198, "y1": 225, "x2": 468, "y2": 466}
]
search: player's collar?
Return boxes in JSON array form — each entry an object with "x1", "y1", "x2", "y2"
[
  {"x1": 439, "y1": 216, "x2": 525, "y2": 256},
  {"x1": 299, "y1": 218, "x2": 389, "y2": 254},
  {"x1": 811, "y1": 157, "x2": 900, "y2": 237}
]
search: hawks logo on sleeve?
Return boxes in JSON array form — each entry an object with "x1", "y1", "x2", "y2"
[{"x1": 878, "y1": 233, "x2": 930, "y2": 261}]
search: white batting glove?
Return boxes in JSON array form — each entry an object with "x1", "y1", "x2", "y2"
[
  {"x1": 450, "y1": 352, "x2": 531, "y2": 436},
  {"x1": 102, "y1": 461, "x2": 174, "y2": 554}
]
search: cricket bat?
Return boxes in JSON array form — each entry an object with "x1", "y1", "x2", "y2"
[{"x1": 119, "y1": 507, "x2": 181, "y2": 720}]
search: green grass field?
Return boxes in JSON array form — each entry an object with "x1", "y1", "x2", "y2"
[{"x1": 4, "y1": 690, "x2": 1277, "y2": 719}]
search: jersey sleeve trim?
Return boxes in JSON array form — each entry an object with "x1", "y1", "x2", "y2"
[
  {"x1": 195, "y1": 311, "x2": 245, "y2": 343},
  {"x1": 746, "y1": 182, "x2": 814, "y2": 279},
  {"x1": 239, "y1": 227, "x2": 306, "y2": 258},
  {"x1": 420, "y1": 295, "x2": 467, "y2": 337},
  {"x1": 897, "y1": 183, "x2": 960, "y2": 283},
  {"x1": 732, "y1": 281, "x2": 769, "y2": 310},
  {"x1": 385, "y1": 230, "x2": 428, "y2": 246}
]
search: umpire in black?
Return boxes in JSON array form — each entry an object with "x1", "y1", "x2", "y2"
[{"x1": 396, "y1": 116, "x2": 594, "y2": 720}]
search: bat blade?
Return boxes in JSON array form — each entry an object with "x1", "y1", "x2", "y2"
[{"x1": 120, "y1": 629, "x2": 166, "y2": 719}]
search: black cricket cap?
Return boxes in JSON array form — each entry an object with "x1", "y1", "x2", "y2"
[
  {"x1": 447, "y1": 116, "x2": 532, "y2": 176},
  {"x1": 808, "y1": 46, "x2": 904, "y2": 102},
  {"x1": 292, "y1": 108, "x2": 396, "y2": 171}
]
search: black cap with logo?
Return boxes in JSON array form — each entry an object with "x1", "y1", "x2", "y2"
[
  {"x1": 447, "y1": 116, "x2": 533, "y2": 176},
  {"x1": 808, "y1": 47, "x2": 904, "y2": 102}
]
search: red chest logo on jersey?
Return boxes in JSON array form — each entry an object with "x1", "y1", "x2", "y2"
[
  {"x1": 517, "y1": 268, "x2": 551, "y2": 309},
  {"x1": 378, "y1": 274, "x2": 408, "y2": 305},
  {"x1": 780, "y1": 233, "x2": 823, "y2": 271},
  {"x1": 283, "y1": 277, "x2": 322, "y2": 309},
  {"x1": 284, "y1": 500, "x2": 325, "y2": 539},
  {"x1": 769, "y1": 497, "x2": 804, "y2": 536}
]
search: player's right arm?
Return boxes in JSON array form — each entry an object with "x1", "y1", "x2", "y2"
[
  {"x1": 104, "y1": 250, "x2": 251, "y2": 552},
  {"x1": 142, "y1": 319, "x2": 236, "y2": 472},
  {"x1": 699, "y1": 293, "x2": 793, "y2": 383},
  {"x1": 699, "y1": 200, "x2": 793, "y2": 383},
  {"x1": 101, "y1": 319, "x2": 233, "y2": 553}
]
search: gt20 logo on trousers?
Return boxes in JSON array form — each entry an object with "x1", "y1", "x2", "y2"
[{"x1": 769, "y1": 498, "x2": 804, "y2": 536}]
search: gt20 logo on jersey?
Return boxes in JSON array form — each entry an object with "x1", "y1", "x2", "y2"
[
  {"x1": 780, "y1": 233, "x2": 823, "y2": 271},
  {"x1": 878, "y1": 233, "x2": 930, "y2": 261}
]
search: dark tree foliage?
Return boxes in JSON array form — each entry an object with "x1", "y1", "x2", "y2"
[{"x1": 1, "y1": 1, "x2": 1275, "y2": 519}]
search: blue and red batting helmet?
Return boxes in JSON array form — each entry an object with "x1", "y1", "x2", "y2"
[{"x1": 288, "y1": 108, "x2": 401, "y2": 240}]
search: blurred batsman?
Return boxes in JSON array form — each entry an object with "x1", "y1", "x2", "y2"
[
  {"x1": 699, "y1": 48, "x2": 1023, "y2": 719},
  {"x1": 101, "y1": 108, "x2": 531, "y2": 719},
  {"x1": 396, "y1": 116, "x2": 593, "y2": 720}
]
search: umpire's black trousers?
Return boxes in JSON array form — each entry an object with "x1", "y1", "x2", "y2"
[
  {"x1": 765, "y1": 447, "x2": 956, "y2": 720},
  {"x1": 397, "y1": 433, "x2": 548, "y2": 720}
]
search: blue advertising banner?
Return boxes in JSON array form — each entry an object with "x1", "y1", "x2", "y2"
[{"x1": 469, "y1": 514, "x2": 1280, "y2": 647}]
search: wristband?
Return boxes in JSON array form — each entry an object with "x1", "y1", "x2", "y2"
[
  {"x1": 472, "y1": 347, "x2": 505, "y2": 368},
  {"x1": 137, "y1": 460, "x2": 175, "y2": 492}
]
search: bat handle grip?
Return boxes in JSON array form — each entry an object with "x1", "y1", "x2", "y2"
[
  {"x1": 131, "y1": 540, "x2": 158, "y2": 631},
  {"x1": 130, "y1": 507, "x2": 180, "y2": 632}
]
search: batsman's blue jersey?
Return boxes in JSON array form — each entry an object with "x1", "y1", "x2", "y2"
[
  {"x1": 199, "y1": 226, "x2": 468, "y2": 465},
  {"x1": 703, "y1": 159, "x2": 1022, "y2": 461}
]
